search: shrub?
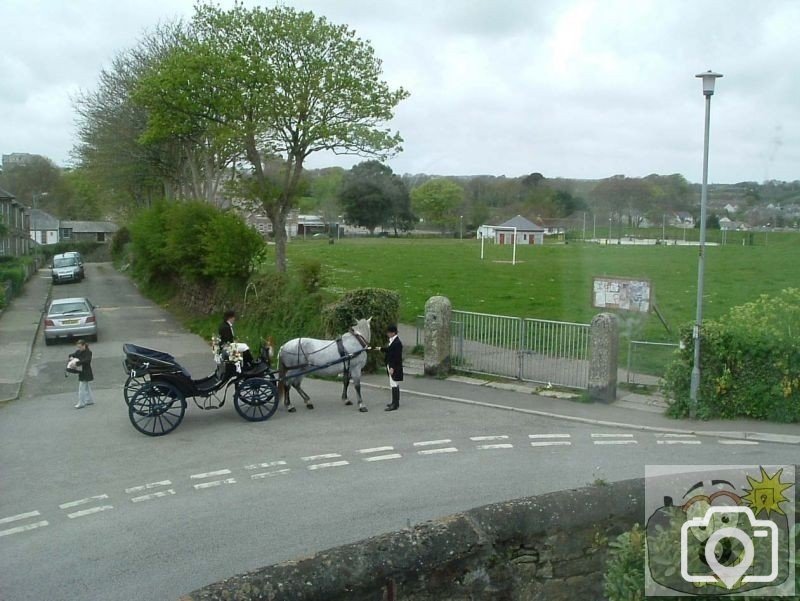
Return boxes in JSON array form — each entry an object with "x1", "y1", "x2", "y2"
[
  {"x1": 322, "y1": 288, "x2": 400, "y2": 371},
  {"x1": 664, "y1": 288, "x2": 800, "y2": 422},
  {"x1": 111, "y1": 226, "x2": 131, "y2": 260},
  {"x1": 201, "y1": 211, "x2": 264, "y2": 281},
  {"x1": 129, "y1": 202, "x2": 263, "y2": 287},
  {"x1": 40, "y1": 240, "x2": 102, "y2": 261},
  {"x1": 603, "y1": 524, "x2": 645, "y2": 601},
  {"x1": 0, "y1": 260, "x2": 26, "y2": 294}
]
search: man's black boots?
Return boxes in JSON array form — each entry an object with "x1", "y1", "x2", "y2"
[{"x1": 385, "y1": 388, "x2": 400, "y2": 411}]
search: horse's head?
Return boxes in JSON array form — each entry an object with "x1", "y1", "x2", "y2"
[{"x1": 351, "y1": 317, "x2": 372, "y2": 347}]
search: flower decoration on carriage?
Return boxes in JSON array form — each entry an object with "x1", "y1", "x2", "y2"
[
  {"x1": 211, "y1": 335, "x2": 223, "y2": 364},
  {"x1": 227, "y1": 345, "x2": 244, "y2": 373}
]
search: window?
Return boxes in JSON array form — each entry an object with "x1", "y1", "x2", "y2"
[
  {"x1": 97, "y1": 232, "x2": 105, "y2": 242},
  {"x1": 60, "y1": 228, "x2": 72, "y2": 239}
]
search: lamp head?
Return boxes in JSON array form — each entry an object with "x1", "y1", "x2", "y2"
[{"x1": 696, "y1": 71, "x2": 723, "y2": 96}]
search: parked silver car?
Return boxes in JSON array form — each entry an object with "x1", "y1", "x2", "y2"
[
  {"x1": 44, "y1": 297, "x2": 98, "y2": 345},
  {"x1": 62, "y1": 251, "x2": 85, "y2": 279},
  {"x1": 51, "y1": 253, "x2": 83, "y2": 284}
]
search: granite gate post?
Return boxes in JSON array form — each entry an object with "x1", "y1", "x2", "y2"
[
  {"x1": 424, "y1": 296, "x2": 452, "y2": 377},
  {"x1": 588, "y1": 312, "x2": 619, "y2": 403}
]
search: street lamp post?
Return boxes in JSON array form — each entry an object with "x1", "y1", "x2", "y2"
[
  {"x1": 689, "y1": 70, "x2": 723, "y2": 417},
  {"x1": 460, "y1": 215, "x2": 463, "y2": 240}
]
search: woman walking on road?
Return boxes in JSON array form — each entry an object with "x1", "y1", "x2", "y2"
[{"x1": 69, "y1": 339, "x2": 94, "y2": 409}]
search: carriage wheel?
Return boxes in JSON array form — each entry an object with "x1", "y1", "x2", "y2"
[
  {"x1": 128, "y1": 382, "x2": 186, "y2": 436},
  {"x1": 123, "y1": 375, "x2": 147, "y2": 406},
  {"x1": 234, "y1": 377, "x2": 279, "y2": 422}
]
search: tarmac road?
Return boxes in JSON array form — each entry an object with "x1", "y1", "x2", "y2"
[{"x1": 1, "y1": 263, "x2": 797, "y2": 601}]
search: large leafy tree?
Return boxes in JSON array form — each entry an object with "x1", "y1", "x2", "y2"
[
  {"x1": 411, "y1": 178, "x2": 464, "y2": 232},
  {"x1": 73, "y1": 24, "x2": 189, "y2": 209},
  {"x1": 135, "y1": 4, "x2": 408, "y2": 271},
  {"x1": 339, "y1": 161, "x2": 412, "y2": 234}
]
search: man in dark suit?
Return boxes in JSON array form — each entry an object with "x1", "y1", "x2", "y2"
[
  {"x1": 381, "y1": 324, "x2": 403, "y2": 411},
  {"x1": 219, "y1": 309, "x2": 237, "y2": 344},
  {"x1": 218, "y1": 309, "x2": 253, "y2": 365}
]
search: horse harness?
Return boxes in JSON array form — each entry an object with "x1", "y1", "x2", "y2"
[{"x1": 291, "y1": 329, "x2": 369, "y2": 376}]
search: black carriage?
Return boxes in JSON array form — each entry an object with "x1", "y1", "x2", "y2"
[{"x1": 122, "y1": 343, "x2": 278, "y2": 436}]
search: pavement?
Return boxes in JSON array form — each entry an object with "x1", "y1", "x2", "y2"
[
  {"x1": 0, "y1": 268, "x2": 51, "y2": 403},
  {"x1": 2, "y1": 268, "x2": 799, "y2": 446}
]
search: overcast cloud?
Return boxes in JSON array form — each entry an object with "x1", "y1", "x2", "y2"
[{"x1": 1, "y1": 0, "x2": 797, "y2": 183}]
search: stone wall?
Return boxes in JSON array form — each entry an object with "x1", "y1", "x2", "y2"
[
  {"x1": 180, "y1": 478, "x2": 644, "y2": 601},
  {"x1": 175, "y1": 278, "x2": 232, "y2": 317}
]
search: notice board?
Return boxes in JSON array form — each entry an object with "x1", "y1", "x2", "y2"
[{"x1": 592, "y1": 276, "x2": 652, "y2": 313}]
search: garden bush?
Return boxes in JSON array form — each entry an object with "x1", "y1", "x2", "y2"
[
  {"x1": 0, "y1": 260, "x2": 26, "y2": 294},
  {"x1": 129, "y1": 201, "x2": 263, "y2": 287},
  {"x1": 322, "y1": 287, "x2": 400, "y2": 371},
  {"x1": 40, "y1": 240, "x2": 101, "y2": 261},
  {"x1": 664, "y1": 288, "x2": 800, "y2": 422},
  {"x1": 110, "y1": 226, "x2": 131, "y2": 261},
  {"x1": 603, "y1": 524, "x2": 645, "y2": 601}
]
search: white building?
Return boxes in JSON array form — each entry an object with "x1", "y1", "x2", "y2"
[{"x1": 492, "y1": 215, "x2": 545, "y2": 245}]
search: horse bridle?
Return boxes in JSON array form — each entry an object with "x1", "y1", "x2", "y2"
[{"x1": 349, "y1": 328, "x2": 370, "y2": 350}]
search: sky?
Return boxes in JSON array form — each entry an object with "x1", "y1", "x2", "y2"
[{"x1": 1, "y1": 0, "x2": 798, "y2": 184}]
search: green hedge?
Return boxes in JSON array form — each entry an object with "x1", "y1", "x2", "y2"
[
  {"x1": 38, "y1": 240, "x2": 102, "y2": 260},
  {"x1": 604, "y1": 524, "x2": 800, "y2": 600},
  {"x1": 664, "y1": 288, "x2": 800, "y2": 422},
  {"x1": 129, "y1": 201, "x2": 264, "y2": 286},
  {"x1": 603, "y1": 524, "x2": 645, "y2": 601},
  {"x1": 322, "y1": 288, "x2": 400, "y2": 372},
  {"x1": 0, "y1": 261, "x2": 26, "y2": 294}
]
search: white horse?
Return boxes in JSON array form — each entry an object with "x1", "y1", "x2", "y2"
[{"x1": 277, "y1": 317, "x2": 371, "y2": 413}]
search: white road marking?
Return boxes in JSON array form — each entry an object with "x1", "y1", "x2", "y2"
[
  {"x1": 418, "y1": 447, "x2": 459, "y2": 455},
  {"x1": 301, "y1": 453, "x2": 342, "y2": 461},
  {"x1": 131, "y1": 490, "x2": 176, "y2": 503},
  {"x1": 307, "y1": 461, "x2": 350, "y2": 471},
  {"x1": 531, "y1": 441, "x2": 572, "y2": 447},
  {"x1": 356, "y1": 446, "x2": 395, "y2": 454},
  {"x1": 125, "y1": 480, "x2": 172, "y2": 494},
  {"x1": 529, "y1": 434, "x2": 571, "y2": 439},
  {"x1": 476, "y1": 443, "x2": 514, "y2": 450},
  {"x1": 67, "y1": 505, "x2": 114, "y2": 519},
  {"x1": 591, "y1": 433, "x2": 634, "y2": 438},
  {"x1": 190, "y1": 469, "x2": 232, "y2": 479},
  {"x1": 244, "y1": 461, "x2": 287, "y2": 470},
  {"x1": 59, "y1": 494, "x2": 109, "y2": 509},
  {"x1": 593, "y1": 440, "x2": 638, "y2": 445},
  {"x1": 413, "y1": 439, "x2": 452, "y2": 447},
  {"x1": 718, "y1": 440, "x2": 760, "y2": 446},
  {"x1": 193, "y1": 478, "x2": 237, "y2": 490},
  {"x1": 656, "y1": 433, "x2": 697, "y2": 438},
  {"x1": 470, "y1": 435, "x2": 510, "y2": 441},
  {"x1": 0, "y1": 521, "x2": 49, "y2": 537},
  {"x1": 657, "y1": 440, "x2": 702, "y2": 445},
  {"x1": 364, "y1": 454, "x2": 402, "y2": 462},
  {"x1": 0, "y1": 511, "x2": 41, "y2": 525},
  {"x1": 251, "y1": 469, "x2": 291, "y2": 479}
]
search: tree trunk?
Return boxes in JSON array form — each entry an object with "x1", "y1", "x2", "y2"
[{"x1": 272, "y1": 209, "x2": 288, "y2": 273}]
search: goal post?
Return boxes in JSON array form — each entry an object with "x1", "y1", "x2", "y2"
[{"x1": 480, "y1": 226, "x2": 518, "y2": 265}]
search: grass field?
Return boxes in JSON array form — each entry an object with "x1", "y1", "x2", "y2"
[{"x1": 262, "y1": 232, "x2": 799, "y2": 345}]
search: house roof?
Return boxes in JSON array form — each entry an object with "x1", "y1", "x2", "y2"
[
  {"x1": 0, "y1": 187, "x2": 16, "y2": 200},
  {"x1": 61, "y1": 220, "x2": 120, "y2": 234},
  {"x1": 29, "y1": 208, "x2": 60, "y2": 229},
  {"x1": 496, "y1": 215, "x2": 545, "y2": 231}
]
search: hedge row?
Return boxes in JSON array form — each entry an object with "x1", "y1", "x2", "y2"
[
  {"x1": 664, "y1": 288, "x2": 800, "y2": 422},
  {"x1": 129, "y1": 201, "x2": 264, "y2": 285}
]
